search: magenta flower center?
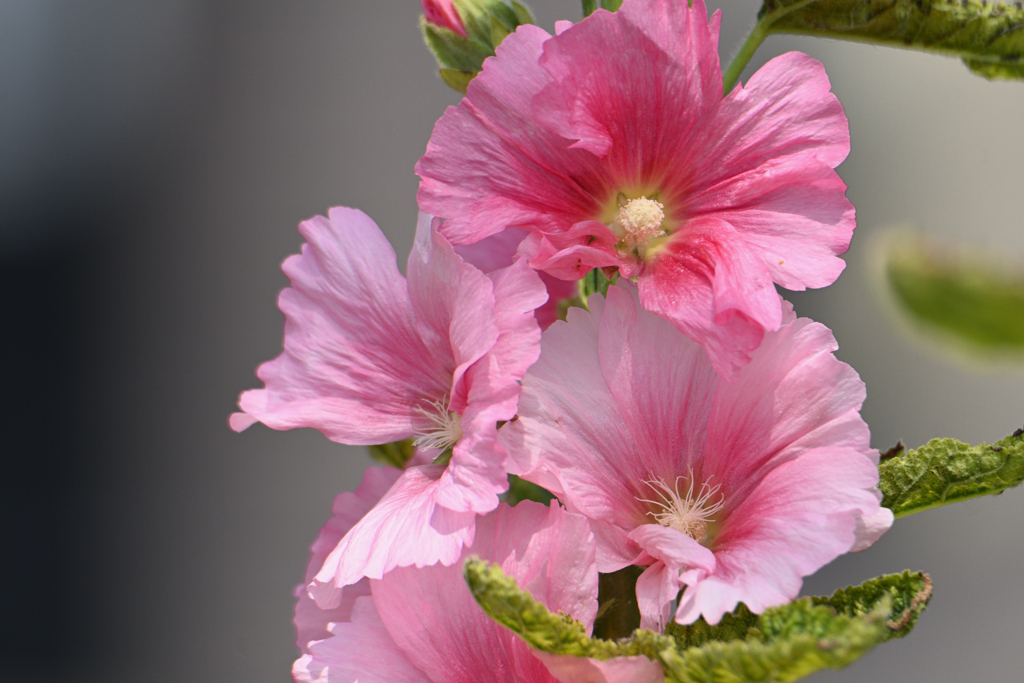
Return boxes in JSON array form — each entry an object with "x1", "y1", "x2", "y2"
[
  {"x1": 638, "y1": 474, "x2": 725, "y2": 544},
  {"x1": 412, "y1": 396, "x2": 463, "y2": 451}
]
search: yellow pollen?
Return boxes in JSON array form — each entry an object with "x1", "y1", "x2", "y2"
[
  {"x1": 637, "y1": 474, "x2": 725, "y2": 543},
  {"x1": 412, "y1": 396, "x2": 463, "y2": 451},
  {"x1": 617, "y1": 197, "x2": 666, "y2": 243}
]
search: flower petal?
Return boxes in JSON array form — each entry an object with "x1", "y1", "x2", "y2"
[{"x1": 233, "y1": 207, "x2": 449, "y2": 444}]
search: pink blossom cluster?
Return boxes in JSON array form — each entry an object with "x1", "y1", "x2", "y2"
[{"x1": 232, "y1": 0, "x2": 893, "y2": 680}]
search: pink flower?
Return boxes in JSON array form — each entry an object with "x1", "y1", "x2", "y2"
[
  {"x1": 416, "y1": 0, "x2": 854, "y2": 374},
  {"x1": 231, "y1": 207, "x2": 547, "y2": 599},
  {"x1": 500, "y1": 283, "x2": 892, "y2": 629},
  {"x1": 422, "y1": 0, "x2": 467, "y2": 37},
  {"x1": 293, "y1": 499, "x2": 665, "y2": 683}
]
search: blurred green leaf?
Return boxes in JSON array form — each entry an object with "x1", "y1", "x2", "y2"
[
  {"x1": 465, "y1": 559, "x2": 931, "y2": 682},
  {"x1": 766, "y1": 0, "x2": 1024, "y2": 81},
  {"x1": 502, "y1": 474, "x2": 556, "y2": 506},
  {"x1": 880, "y1": 430, "x2": 1024, "y2": 518},
  {"x1": 582, "y1": 0, "x2": 623, "y2": 17},
  {"x1": 885, "y1": 234, "x2": 1024, "y2": 355},
  {"x1": 367, "y1": 438, "x2": 415, "y2": 468}
]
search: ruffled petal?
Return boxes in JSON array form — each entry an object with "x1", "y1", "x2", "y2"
[
  {"x1": 233, "y1": 208, "x2": 450, "y2": 444},
  {"x1": 293, "y1": 597, "x2": 431, "y2": 683},
  {"x1": 294, "y1": 466, "x2": 403, "y2": 651},
  {"x1": 309, "y1": 465, "x2": 475, "y2": 606},
  {"x1": 675, "y1": 448, "x2": 885, "y2": 625},
  {"x1": 417, "y1": 25, "x2": 606, "y2": 243}
]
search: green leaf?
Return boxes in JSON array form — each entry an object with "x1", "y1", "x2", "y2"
[
  {"x1": 420, "y1": 18, "x2": 493, "y2": 73},
  {"x1": 583, "y1": 0, "x2": 622, "y2": 16},
  {"x1": 465, "y1": 559, "x2": 932, "y2": 683},
  {"x1": 502, "y1": 474, "x2": 556, "y2": 506},
  {"x1": 367, "y1": 438, "x2": 415, "y2": 468},
  {"x1": 879, "y1": 430, "x2": 1024, "y2": 518},
  {"x1": 511, "y1": 1, "x2": 535, "y2": 25},
  {"x1": 884, "y1": 234, "x2": 1024, "y2": 355},
  {"x1": 811, "y1": 570, "x2": 933, "y2": 639},
  {"x1": 766, "y1": 0, "x2": 1024, "y2": 81}
]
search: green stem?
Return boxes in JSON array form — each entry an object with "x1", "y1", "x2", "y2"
[{"x1": 721, "y1": 0, "x2": 820, "y2": 94}]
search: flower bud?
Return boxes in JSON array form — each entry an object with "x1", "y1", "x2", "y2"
[
  {"x1": 420, "y1": 0, "x2": 467, "y2": 37},
  {"x1": 420, "y1": 0, "x2": 534, "y2": 94}
]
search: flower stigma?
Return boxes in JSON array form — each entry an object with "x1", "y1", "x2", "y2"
[
  {"x1": 638, "y1": 473, "x2": 725, "y2": 544},
  {"x1": 412, "y1": 396, "x2": 463, "y2": 452},
  {"x1": 615, "y1": 197, "x2": 666, "y2": 245}
]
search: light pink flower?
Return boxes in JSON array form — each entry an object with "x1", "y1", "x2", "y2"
[
  {"x1": 416, "y1": 0, "x2": 854, "y2": 374},
  {"x1": 231, "y1": 207, "x2": 547, "y2": 600},
  {"x1": 293, "y1": 500, "x2": 664, "y2": 683},
  {"x1": 293, "y1": 466, "x2": 402, "y2": 653},
  {"x1": 422, "y1": 0, "x2": 467, "y2": 37},
  {"x1": 500, "y1": 283, "x2": 892, "y2": 629}
]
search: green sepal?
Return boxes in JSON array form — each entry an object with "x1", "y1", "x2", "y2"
[
  {"x1": 879, "y1": 430, "x2": 1024, "y2": 518},
  {"x1": 491, "y1": 15, "x2": 513, "y2": 49},
  {"x1": 583, "y1": 0, "x2": 624, "y2": 15},
  {"x1": 453, "y1": 0, "x2": 526, "y2": 47},
  {"x1": 766, "y1": 0, "x2": 1024, "y2": 81},
  {"x1": 502, "y1": 474, "x2": 556, "y2": 506},
  {"x1": 420, "y1": 18, "x2": 493, "y2": 73},
  {"x1": 576, "y1": 268, "x2": 619, "y2": 304},
  {"x1": 511, "y1": 1, "x2": 535, "y2": 25},
  {"x1": 367, "y1": 438, "x2": 415, "y2": 468},
  {"x1": 884, "y1": 234, "x2": 1024, "y2": 355},
  {"x1": 582, "y1": 0, "x2": 598, "y2": 15},
  {"x1": 439, "y1": 68, "x2": 476, "y2": 94},
  {"x1": 464, "y1": 559, "x2": 932, "y2": 683}
]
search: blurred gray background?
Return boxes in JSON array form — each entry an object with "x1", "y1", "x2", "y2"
[{"x1": 2, "y1": 1, "x2": 1021, "y2": 681}]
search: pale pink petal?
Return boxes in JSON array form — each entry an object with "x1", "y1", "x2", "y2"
[
  {"x1": 293, "y1": 597, "x2": 431, "y2": 683},
  {"x1": 309, "y1": 465, "x2": 475, "y2": 607},
  {"x1": 234, "y1": 208, "x2": 449, "y2": 444},
  {"x1": 851, "y1": 505, "x2": 895, "y2": 552},
  {"x1": 702, "y1": 316, "x2": 871, "y2": 507},
  {"x1": 675, "y1": 448, "x2": 884, "y2": 624},
  {"x1": 294, "y1": 466, "x2": 402, "y2": 651},
  {"x1": 634, "y1": 562, "x2": 680, "y2": 632},
  {"x1": 406, "y1": 213, "x2": 499, "y2": 415},
  {"x1": 370, "y1": 502, "x2": 597, "y2": 683},
  {"x1": 537, "y1": 651, "x2": 665, "y2": 683}
]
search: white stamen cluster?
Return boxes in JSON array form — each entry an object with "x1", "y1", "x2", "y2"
[
  {"x1": 412, "y1": 396, "x2": 463, "y2": 452},
  {"x1": 638, "y1": 473, "x2": 725, "y2": 543},
  {"x1": 617, "y1": 197, "x2": 666, "y2": 243}
]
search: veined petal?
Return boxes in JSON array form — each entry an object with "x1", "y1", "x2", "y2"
[
  {"x1": 232, "y1": 208, "x2": 450, "y2": 444},
  {"x1": 294, "y1": 466, "x2": 402, "y2": 652},
  {"x1": 309, "y1": 465, "x2": 475, "y2": 607}
]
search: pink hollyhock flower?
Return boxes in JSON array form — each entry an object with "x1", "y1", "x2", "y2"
[
  {"x1": 230, "y1": 207, "x2": 547, "y2": 602},
  {"x1": 293, "y1": 499, "x2": 665, "y2": 683},
  {"x1": 500, "y1": 283, "x2": 893, "y2": 629},
  {"x1": 416, "y1": 0, "x2": 854, "y2": 374},
  {"x1": 422, "y1": 0, "x2": 467, "y2": 37}
]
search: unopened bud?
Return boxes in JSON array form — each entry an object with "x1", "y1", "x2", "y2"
[{"x1": 420, "y1": 0, "x2": 535, "y2": 94}]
